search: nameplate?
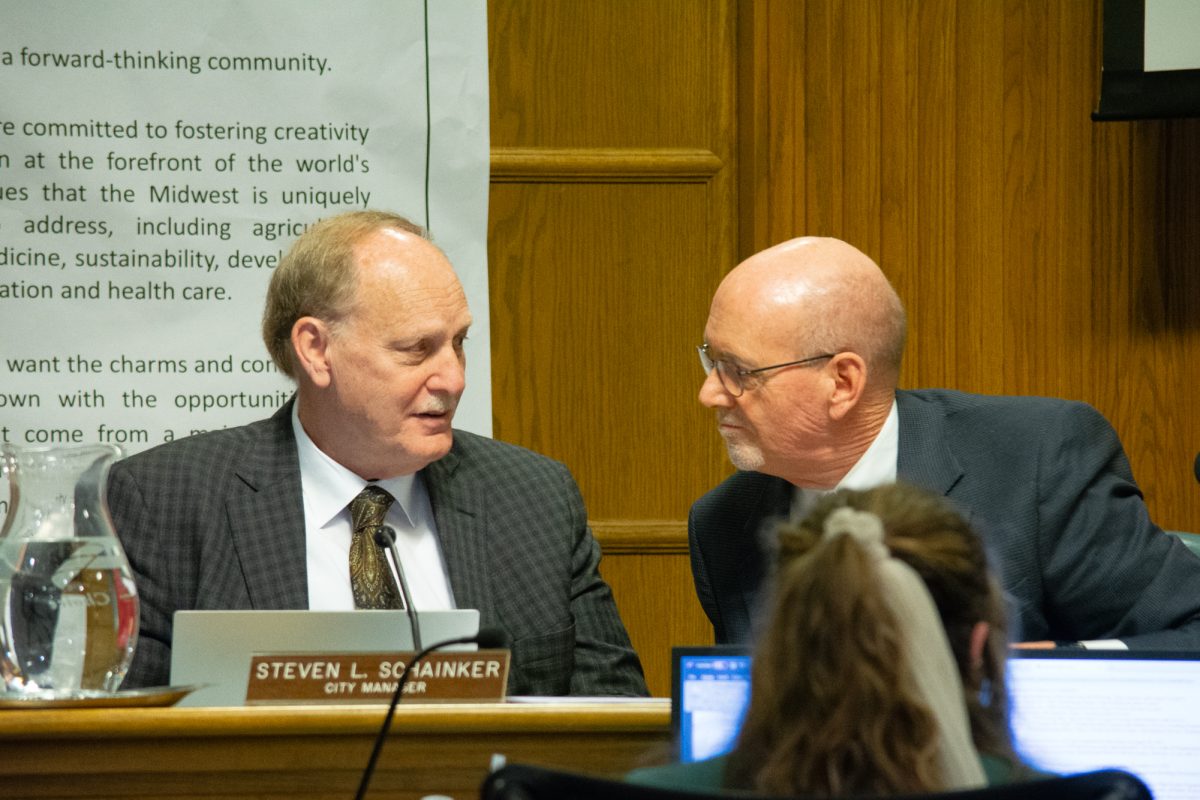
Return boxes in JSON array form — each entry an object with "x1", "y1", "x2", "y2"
[{"x1": 244, "y1": 650, "x2": 510, "y2": 704}]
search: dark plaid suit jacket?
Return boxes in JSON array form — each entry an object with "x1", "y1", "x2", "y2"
[
  {"x1": 690, "y1": 389, "x2": 1200, "y2": 648},
  {"x1": 107, "y1": 403, "x2": 647, "y2": 696}
]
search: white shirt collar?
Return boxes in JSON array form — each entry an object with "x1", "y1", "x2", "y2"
[
  {"x1": 836, "y1": 398, "x2": 899, "y2": 490},
  {"x1": 291, "y1": 402, "x2": 417, "y2": 530},
  {"x1": 793, "y1": 399, "x2": 899, "y2": 517}
]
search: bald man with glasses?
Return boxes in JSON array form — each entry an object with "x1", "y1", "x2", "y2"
[{"x1": 689, "y1": 236, "x2": 1200, "y2": 650}]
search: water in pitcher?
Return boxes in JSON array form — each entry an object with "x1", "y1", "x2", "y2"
[{"x1": 0, "y1": 536, "x2": 138, "y2": 694}]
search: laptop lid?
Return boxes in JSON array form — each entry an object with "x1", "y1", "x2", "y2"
[
  {"x1": 1008, "y1": 649, "x2": 1200, "y2": 800},
  {"x1": 670, "y1": 645, "x2": 753, "y2": 763},
  {"x1": 169, "y1": 609, "x2": 480, "y2": 706}
]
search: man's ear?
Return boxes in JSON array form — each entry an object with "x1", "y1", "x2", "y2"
[
  {"x1": 291, "y1": 316, "x2": 334, "y2": 388},
  {"x1": 827, "y1": 352, "x2": 867, "y2": 421}
]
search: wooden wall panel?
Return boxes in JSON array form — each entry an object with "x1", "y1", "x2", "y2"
[
  {"x1": 487, "y1": 1, "x2": 735, "y2": 696},
  {"x1": 877, "y1": 0, "x2": 921, "y2": 370},
  {"x1": 598, "y1": 526, "x2": 714, "y2": 701},
  {"x1": 486, "y1": 0, "x2": 1200, "y2": 697},
  {"x1": 488, "y1": 182, "x2": 729, "y2": 520},
  {"x1": 953, "y1": 1, "x2": 1005, "y2": 394},
  {"x1": 742, "y1": 0, "x2": 1200, "y2": 533},
  {"x1": 489, "y1": 2, "x2": 729, "y2": 148}
]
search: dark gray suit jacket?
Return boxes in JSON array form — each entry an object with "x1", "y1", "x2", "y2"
[
  {"x1": 107, "y1": 403, "x2": 647, "y2": 696},
  {"x1": 690, "y1": 389, "x2": 1200, "y2": 647}
]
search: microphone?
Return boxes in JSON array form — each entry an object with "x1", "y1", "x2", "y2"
[
  {"x1": 353, "y1": 627, "x2": 509, "y2": 800},
  {"x1": 374, "y1": 526, "x2": 421, "y2": 652}
]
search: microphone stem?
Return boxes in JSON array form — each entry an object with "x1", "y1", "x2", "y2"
[
  {"x1": 380, "y1": 530, "x2": 422, "y2": 651},
  {"x1": 353, "y1": 633, "x2": 481, "y2": 800}
]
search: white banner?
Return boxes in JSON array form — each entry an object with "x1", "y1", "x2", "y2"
[{"x1": 0, "y1": 1, "x2": 491, "y2": 513}]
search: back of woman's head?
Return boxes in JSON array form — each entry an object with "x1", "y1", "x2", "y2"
[{"x1": 725, "y1": 483, "x2": 1011, "y2": 796}]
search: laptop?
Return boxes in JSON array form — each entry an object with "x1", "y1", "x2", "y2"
[
  {"x1": 170, "y1": 609, "x2": 480, "y2": 706},
  {"x1": 671, "y1": 646, "x2": 1200, "y2": 800}
]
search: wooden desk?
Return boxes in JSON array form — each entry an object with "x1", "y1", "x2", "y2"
[{"x1": 1, "y1": 700, "x2": 672, "y2": 800}]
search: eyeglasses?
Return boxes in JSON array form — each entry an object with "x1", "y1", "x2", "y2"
[{"x1": 697, "y1": 343, "x2": 836, "y2": 397}]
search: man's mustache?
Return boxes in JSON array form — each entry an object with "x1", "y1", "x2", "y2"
[{"x1": 416, "y1": 396, "x2": 455, "y2": 415}]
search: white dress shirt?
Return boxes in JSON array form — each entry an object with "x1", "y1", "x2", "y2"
[{"x1": 292, "y1": 404, "x2": 455, "y2": 610}]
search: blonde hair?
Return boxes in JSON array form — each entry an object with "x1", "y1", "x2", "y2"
[
  {"x1": 261, "y1": 210, "x2": 427, "y2": 377},
  {"x1": 725, "y1": 483, "x2": 1013, "y2": 795}
]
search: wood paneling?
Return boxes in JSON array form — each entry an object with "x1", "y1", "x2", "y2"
[
  {"x1": 488, "y1": 2, "x2": 733, "y2": 695},
  {"x1": 491, "y1": 148, "x2": 723, "y2": 182},
  {"x1": 741, "y1": 0, "x2": 1200, "y2": 532},
  {"x1": 489, "y1": 2, "x2": 731, "y2": 148},
  {"x1": 487, "y1": 0, "x2": 1200, "y2": 699},
  {"x1": 597, "y1": 524, "x2": 713, "y2": 700},
  {"x1": 488, "y1": 182, "x2": 728, "y2": 520}
]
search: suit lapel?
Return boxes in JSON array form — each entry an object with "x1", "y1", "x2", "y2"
[
  {"x1": 736, "y1": 475, "x2": 792, "y2": 630},
  {"x1": 422, "y1": 440, "x2": 494, "y2": 621},
  {"x1": 895, "y1": 390, "x2": 964, "y2": 497},
  {"x1": 227, "y1": 402, "x2": 309, "y2": 609}
]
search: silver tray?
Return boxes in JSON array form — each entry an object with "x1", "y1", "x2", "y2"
[{"x1": 0, "y1": 684, "x2": 201, "y2": 709}]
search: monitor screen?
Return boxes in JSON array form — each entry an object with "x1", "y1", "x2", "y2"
[
  {"x1": 1008, "y1": 650, "x2": 1200, "y2": 800},
  {"x1": 671, "y1": 645, "x2": 1200, "y2": 800},
  {"x1": 672, "y1": 647, "x2": 752, "y2": 763},
  {"x1": 1094, "y1": 0, "x2": 1200, "y2": 119}
]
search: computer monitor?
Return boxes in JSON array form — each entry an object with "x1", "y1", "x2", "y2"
[
  {"x1": 670, "y1": 646, "x2": 752, "y2": 763},
  {"x1": 1008, "y1": 649, "x2": 1200, "y2": 800},
  {"x1": 671, "y1": 646, "x2": 1200, "y2": 800}
]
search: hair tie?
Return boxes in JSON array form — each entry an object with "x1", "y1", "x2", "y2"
[
  {"x1": 822, "y1": 504, "x2": 986, "y2": 790},
  {"x1": 822, "y1": 507, "x2": 888, "y2": 559}
]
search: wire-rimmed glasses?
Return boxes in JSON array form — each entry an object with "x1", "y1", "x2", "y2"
[{"x1": 697, "y1": 344, "x2": 836, "y2": 397}]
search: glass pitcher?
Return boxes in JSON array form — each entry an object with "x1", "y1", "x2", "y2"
[{"x1": 0, "y1": 443, "x2": 139, "y2": 696}]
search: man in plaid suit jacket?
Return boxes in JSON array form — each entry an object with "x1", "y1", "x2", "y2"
[
  {"x1": 690, "y1": 236, "x2": 1200, "y2": 650},
  {"x1": 107, "y1": 211, "x2": 646, "y2": 696}
]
